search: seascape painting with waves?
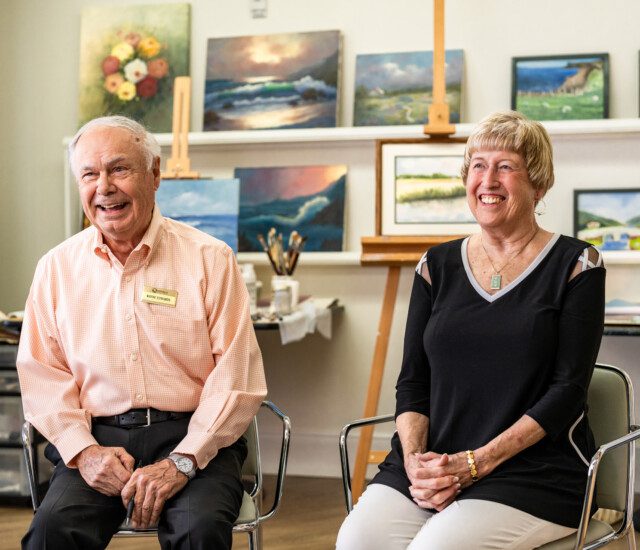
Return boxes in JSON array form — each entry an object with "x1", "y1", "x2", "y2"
[
  {"x1": 235, "y1": 166, "x2": 346, "y2": 252},
  {"x1": 156, "y1": 178, "x2": 240, "y2": 253},
  {"x1": 203, "y1": 30, "x2": 340, "y2": 131}
]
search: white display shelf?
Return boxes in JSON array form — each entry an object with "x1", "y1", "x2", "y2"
[
  {"x1": 63, "y1": 118, "x2": 640, "y2": 148},
  {"x1": 238, "y1": 251, "x2": 361, "y2": 266},
  {"x1": 602, "y1": 251, "x2": 640, "y2": 265}
]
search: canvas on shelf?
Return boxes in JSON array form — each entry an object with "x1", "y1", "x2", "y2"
[
  {"x1": 353, "y1": 49, "x2": 463, "y2": 126},
  {"x1": 157, "y1": 178, "x2": 240, "y2": 253},
  {"x1": 235, "y1": 165, "x2": 346, "y2": 252},
  {"x1": 511, "y1": 53, "x2": 609, "y2": 121},
  {"x1": 78, "y1": 3, "x2": 190, "y2": 133},
  {"x1": 203, "y1": 30, "x2": 341, "y2": 131}
]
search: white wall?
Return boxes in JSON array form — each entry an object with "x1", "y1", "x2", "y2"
[{"x1": 2, "y1": 0, "x2": 640, "y2": 477}]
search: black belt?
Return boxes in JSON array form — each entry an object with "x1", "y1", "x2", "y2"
[{"x1": 93, "y1": 408, "x2": 192, "y2": 428}]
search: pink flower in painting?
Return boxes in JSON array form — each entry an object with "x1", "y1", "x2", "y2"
[
  {"x1": 136, "y1": 76, "x2": 158, "y2": 98},
  {"x1": 104, "y1": 73, "x2": 124, "y2": 94},
  {"x1": 101, "y1": 56, "x2": 120, "y2": 76},
  {"x1": 124, "y1": 32, "x2": 141, "y2": 47},
  {"x1": 147, "y1": 58, "x2": 169, "y2": 79},
  {"x1": 124, "y1": 58, "x2": 148, "y2": 84}
]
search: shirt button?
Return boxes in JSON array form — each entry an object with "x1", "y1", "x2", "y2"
[
  {"x1": 125, "y1": 313, "x2": 132, "y2": 321},
  {"x1": 131, "y1": 353, "x2": 138, "y2": 361},
  {"x1": 136, "y1": 394, "x2": 143, "y2": 401},
  {"x1": 126, "y1": 276, "x2": 132, "y2": 283}
]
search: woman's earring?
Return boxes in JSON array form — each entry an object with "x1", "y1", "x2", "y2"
[{"x1": 535, "y1": 199, "x2": 546, "y2": 216}]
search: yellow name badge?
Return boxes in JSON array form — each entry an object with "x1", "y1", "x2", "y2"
[{"x1": 141, "y1": 285, "x2": 178, "y2": 308}]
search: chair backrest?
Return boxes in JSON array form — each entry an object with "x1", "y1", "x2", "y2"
[
  {"x1": 588, "y1": 364, "x2": 633, "y2": 511},
  {"x1": 241, "y1": 416, "x2": 261, "y2": 497}
]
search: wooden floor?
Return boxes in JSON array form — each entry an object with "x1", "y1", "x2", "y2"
[{"x1": 1, "y1": 475, "x2": 638, "y2": 549}]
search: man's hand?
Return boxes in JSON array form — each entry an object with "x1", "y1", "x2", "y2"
[
  {"x1": 406, "y1": 452, "x2": 461, "y2": 511},
  {"x1": 121, "y1": 459, "x2": 189, "y2": 529},
  {"x1": 76, "y1": 445, "x2": 135, "y2": 496}
]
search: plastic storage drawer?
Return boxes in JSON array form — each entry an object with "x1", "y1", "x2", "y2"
[
  {"x1": 0, "y1": 396, "x2": 23, "y2": 444},
  {"x1": 0, "y1": 369, "x2": 20, "y2": 394},
  {"x1": 0, "y1": 443, "x2": 53, "y2": 496},
  {"x1": 0, "y1": 346, "x2": 18, "y2": 368}
]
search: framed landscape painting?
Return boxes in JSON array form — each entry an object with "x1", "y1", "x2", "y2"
[
  {"x1": 376, "y1": 138, "x2": 476, "y2": 236},
  {"x1": 354, "y1": 49, "x2": 463, "y2": 126},
  {"x1": 204, "y1": 30, "x2": 341, "y2": 131},
  {"x1": 235, "y1": 165, "x2": 346, "y2": 252},
  {"x1": 157, "y1": 179, "x2": 240, "y2": 253},
  {"x1": 511, "y1": 53, "x2": 609, "y2": 120},
  {"x1": 78, "y1": 3, "x2": 190, "y2": 132},
  {"x1": 574, "y1": 189, "x2": 640, "y2": 251}
]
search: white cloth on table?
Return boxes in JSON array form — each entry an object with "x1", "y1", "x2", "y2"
[{"x1": 278, "y1": 299, "x2": 335, "y2": 345}]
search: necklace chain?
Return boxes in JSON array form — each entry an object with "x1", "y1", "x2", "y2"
[{"x1": 481, "y1": 228, "x2": 539, "y2": 290}]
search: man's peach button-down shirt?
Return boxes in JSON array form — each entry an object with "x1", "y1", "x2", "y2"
[{"x1": 17, "y1": 207, "x2": 267, "y2": 468}]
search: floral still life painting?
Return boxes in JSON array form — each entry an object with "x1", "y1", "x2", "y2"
[
  {"x1": 204, "y1": 30, "x2": 341, "y2": 131},
  {"x1": 78, "y1": 3, "x2": 190, "y2": 132},
  {"x1": 235, "y1": 165, "x2": 346, "y2": 252},
  {"x1": 353, "y1": 49, "x2": 463, "y2": 126},
  {"x1": 156, "y1": 179, "x2": 240, "y2": 253},
  {"x1": 511, "y1": 53, "x2": 609, "y2": 121}
]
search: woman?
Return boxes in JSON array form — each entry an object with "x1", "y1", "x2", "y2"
[{"x1": 336, "y1": 111, "x2": 605, "y2": 549}]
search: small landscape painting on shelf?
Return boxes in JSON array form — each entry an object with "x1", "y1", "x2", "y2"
[
  {"x1": 235, "y1": 165, "x2": 346, "y2": 252},
  {"x1": 203, "y1": 30, "x2": 341, "y2": 131},
  {"x1": 157, "y1": 179, "x2": 240, "y2": 253},
  {"x1": 78, "y1": 3, "x2": 191, "y2": 132},
  {"x1": 353, "y1": 49, "x2": 463, "y2": 126},
  {"x1": 511, "y1": 53, "x2": 609, "y2": 121},
  {"x1": 574, "y1": 189, "x2": 640, "y2": 252}
]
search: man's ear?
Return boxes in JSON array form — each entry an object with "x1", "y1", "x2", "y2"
[{"x1": 152, "y1": 157, "x2": 161, "y2": 190}]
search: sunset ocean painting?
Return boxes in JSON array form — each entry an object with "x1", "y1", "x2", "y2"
[
  {"x1": 157, "y1": 179, "x2": 240, "y2": 252},
  {"x1": 235, "y1": 166, "x2": 346, "y2": 252},
  {"x1": 203, "y1": 30, "x2": 341, "y2": 130}
]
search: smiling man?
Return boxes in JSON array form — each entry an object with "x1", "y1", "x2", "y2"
[{"x1": 17, "y1": 116, "x2": 267, "y2": 550}]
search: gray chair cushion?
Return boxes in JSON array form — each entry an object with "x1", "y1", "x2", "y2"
[{"x1": 537, "y1": 519, "x2": 614, "y2": 549}]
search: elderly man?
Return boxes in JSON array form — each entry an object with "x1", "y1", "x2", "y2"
[{"x1": 17, "y1": 116, "x2": 267, "y2": 550}]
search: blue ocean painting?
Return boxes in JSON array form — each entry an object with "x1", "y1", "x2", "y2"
[
  {"x1": 515, "y1": 58, "x2": 602, "y2": 93},
  {"x1": 235, "y1": 165, "x2": 346, "y2": 252},
  {"x1": 157, "y1": 179, "x2": 240, "y2": 253},
  {"x1": 203, "y1": 31, "x2": 340, "y2": 131}
]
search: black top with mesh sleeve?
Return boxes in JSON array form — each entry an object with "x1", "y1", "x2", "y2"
[{"x1": 371, "y1": 234, "x2": 606, "y2": 528}]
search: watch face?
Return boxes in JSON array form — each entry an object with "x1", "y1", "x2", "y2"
[{"x1": 175, "y1": 456, "x2": 193, "y2": 472}]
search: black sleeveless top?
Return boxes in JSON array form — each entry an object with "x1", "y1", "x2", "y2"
[{"x1": 371, "y1": 235, "x2": 606, "y2": 528}]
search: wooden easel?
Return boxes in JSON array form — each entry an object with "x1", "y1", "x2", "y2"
[
  {"x1": 351, "y1": 0, "x2": 459, "y2": 502},
  {"x1": 161, "y1": 76, "x2": 199, "y2": 179}
]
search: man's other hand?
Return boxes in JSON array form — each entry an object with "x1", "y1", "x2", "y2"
[
  {"x1": 121, "y1": 459, "x2": 189, "y2": 529},
  {"x1": 76, "y1": 445, "x2": 135, "y2": 496}
]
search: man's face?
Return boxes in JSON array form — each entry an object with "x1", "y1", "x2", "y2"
[{"x1": 74, "y1": 126, "x2": 160, "y2": 248}]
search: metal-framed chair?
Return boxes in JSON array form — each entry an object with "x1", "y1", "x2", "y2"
[
  {"x1": 339, "y1": 364, "x2": 640, "y2": 550},
  {"x1": 22, "y1": 400, "x2": 291, "y2": 550}
]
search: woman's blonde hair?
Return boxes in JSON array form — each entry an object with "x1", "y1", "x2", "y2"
[{"x1": 461, "y1": 111, "x2": 554, "y2": 195}]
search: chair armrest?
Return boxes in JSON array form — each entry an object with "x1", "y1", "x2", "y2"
[
  {"x1": 339, "y1": 414, "x2": 395, "y2": 513},
  {"x1": 21, "y1": 421, "x2": 40, "y2": 511},
  {"x1": 575, "y1": 426, "x2": 640, "y2": 550},
  {"x1": 258, "y1": 400, "x2": 291, "y2": 523}
]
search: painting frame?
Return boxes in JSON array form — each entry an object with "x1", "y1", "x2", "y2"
[
  {"x1": 573, "y1": 188, "x2": 640, "y2": 252},
  {"x1": 511, "y1": 52, "x2": 609, "y2": 121},
  {"x1": 375, "y1": 137, "x2": 477, "y2": 238}
]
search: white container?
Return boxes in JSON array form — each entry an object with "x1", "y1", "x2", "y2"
[
  {"x1": 0, "y1": 443, "x2": 53, "y2": 496},
  {"x1": 271, "y1": 275, "x2": 299, "y2": 307},
  {"x1": 240, "y1": 264, "x2": 259, "y2": 314}
]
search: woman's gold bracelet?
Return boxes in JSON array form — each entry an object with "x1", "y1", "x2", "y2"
[{"x1": 466, "y1": 450, "x2": 479, "y2": 482}]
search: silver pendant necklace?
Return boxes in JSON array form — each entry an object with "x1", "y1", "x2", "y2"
[{"x1": 481, "y1": 228, "x2": 539, "y2": 290}]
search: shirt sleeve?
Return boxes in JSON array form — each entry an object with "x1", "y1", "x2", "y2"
[
  {"x1": 173, "y1": 249, "x2": 267, "y2": 468},
  {"x1": 395, "y1": 270, "x2": 433, "y2": 419},
  {"x1": 525, "y1": 266, "x2": 606, "y2": 439},
  {"x1": 16, "y1": 256, "x2": 97, "y2": 466}
]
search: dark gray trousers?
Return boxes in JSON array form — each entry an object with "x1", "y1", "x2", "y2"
[{"x1": 22, "y1": 418, "x2": 247, "y2": 550}]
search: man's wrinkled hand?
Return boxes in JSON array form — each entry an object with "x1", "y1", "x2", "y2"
[
  {"x1": 76, "y1": 445, "x2": 135, "y2": 496},
  {"x1": 121, "y1": 459, "x2": 188, "y2": 529}
]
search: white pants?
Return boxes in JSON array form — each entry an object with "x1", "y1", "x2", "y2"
[{"x1": 336, "y1": 484, "x2": 576, "y2": 550}]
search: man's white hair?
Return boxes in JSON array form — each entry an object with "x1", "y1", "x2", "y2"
[{"x1": 68, "y1": 116, "x2": 161, "y2": 176}]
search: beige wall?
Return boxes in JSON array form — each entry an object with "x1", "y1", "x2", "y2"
[{"x1": 2, "y1": 0, "x2": 640, "y2": 475}]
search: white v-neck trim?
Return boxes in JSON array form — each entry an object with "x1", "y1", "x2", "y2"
[{"x1": 461, "y1": 233, "x2": 561, "y2": 303}]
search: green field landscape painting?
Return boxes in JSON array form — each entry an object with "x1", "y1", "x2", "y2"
[
  {"x1": 354, "y1": 50, "x2": 463, "y2": 126},
  {"x1": 512, "y1": 54, "x2": 608, "y2": 120}
]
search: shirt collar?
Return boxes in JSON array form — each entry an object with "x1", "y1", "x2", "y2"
[{"x1": 92, "y1": 205, "x2": 164, "y2": 263}]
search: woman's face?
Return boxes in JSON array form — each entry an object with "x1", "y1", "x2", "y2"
[{"x1": 465, "y1": 149, "x2": 542, "y2": 232}]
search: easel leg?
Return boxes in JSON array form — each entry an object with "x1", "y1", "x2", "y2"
[{"x1": 351, "y1": 265, "x2": 401, "y2": 503}]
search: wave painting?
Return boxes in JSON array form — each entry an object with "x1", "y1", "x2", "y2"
[
  {"x1": 156, "y1": 178, "x2": 240, "y2": 253},
  {"x1": 204, "y1": 30, "x2": 341, "y2": 130},
  {"x1": 235, "y1": 165, "x2": 347, "y2": 252}
]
